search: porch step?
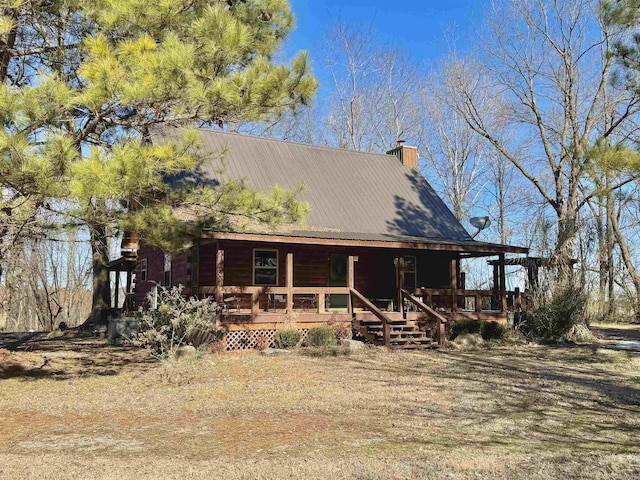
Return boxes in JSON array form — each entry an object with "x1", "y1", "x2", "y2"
[
  {"x1": 360, "y1": 325, "x2": 416, "y2": 332},
  {"x1": 354, "y1": 316, "x2": 439, "y2": 350},
  {"x1": 391, "y1": 342, "x2": 440, "y2": 350},
  {"x1": 358, "y1": 318, "x2": 408, "y2": 325}
]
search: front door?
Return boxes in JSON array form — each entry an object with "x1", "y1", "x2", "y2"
[{"x1": 329, "y1": 253, "x2": 348, "y2": 311}]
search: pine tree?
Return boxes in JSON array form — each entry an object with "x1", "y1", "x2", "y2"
[{"x1": 0, "y1": 0, "x2": 317, "y2": 310}]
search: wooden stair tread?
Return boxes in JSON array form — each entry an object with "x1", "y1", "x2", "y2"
[{"x1": 391, "y1": 343, "x2": 439, "y2": 350}]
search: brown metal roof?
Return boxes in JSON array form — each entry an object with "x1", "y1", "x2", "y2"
[{"x1": 157, "y1": 128, "x2": 527, "y2": 253}]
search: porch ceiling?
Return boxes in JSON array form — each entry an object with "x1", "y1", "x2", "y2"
[{"x1": 200, "y1": 230, "x2": 528, "y2": 255}]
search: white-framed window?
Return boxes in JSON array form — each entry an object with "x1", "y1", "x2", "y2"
[
  {"x1": 403, "y1": 255, "x2": 417, "y2": 289},
  {"x1": 253, "y1": 249, "x2": 278, "y2": 285},
  {"x1": 140, "y1": 258, "x2": 147, "y2": 282},
  {"x1": 163, "y1": 253, "x2": 171, "y2": 286}
]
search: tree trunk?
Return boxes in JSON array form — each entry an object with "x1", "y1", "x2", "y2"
[
  {"x1": 554, "y1": 211, "x2": 577, "y2": 287},
  {"x1": 609, "y1": 203, "x2": 640, "y2": 322},
  {"x1": 90, "y1": 223, "x2": 110, "y2": 310},
  {"x1": 605, "y1": 183, "x2": 616, "y2": 321}
]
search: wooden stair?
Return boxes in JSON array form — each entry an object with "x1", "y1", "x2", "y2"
[{"x1": 353, "y1": 316, "x2": 439, "y2": 350}]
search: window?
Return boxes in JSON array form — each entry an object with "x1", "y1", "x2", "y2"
[
  {"x1": 253, "y1": 249, "x2": 278, "y2": 285},
  {"x1": 163, "y1": 253, "x2": 171, "y2": 286},
  {"x1": 139, "y1": 258, "x2": 147, "y2": 282},
  {"x1": 403, "y1": 255, "x2": 417, "y2": 289}
]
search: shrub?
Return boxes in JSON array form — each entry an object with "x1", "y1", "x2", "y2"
[
  {"x1": 274, "y1": 328, "x2": 301, "y2": 349},
  {"x1": 481, "y1": 321, "x2": 505, "y2": 340},
  {"x1": 518, "y1": 284, "x2": 587, "y2": 341},
  {"x1": 305, "y1": 326, "x2": 337, "y2": 347},
  {"x1": 451, "y1": 319, "x2": 505, "y2": 341},
  {"x1": 299, "y1": 345, "x2": 350, "y2": 357},
  {"x1": 254, "y1": 335, "x2": 271, "y2": 351},
  {"x1": 326, "y1": 313, "x2": 351, "y2": 341},
  {"x1": 451, "y1": 319, "x2": 482, "y2": 339},
  {"x1": 130, "y1": 286, "x2": 222, "y2": 358},
  {"x1": 206, "y1": 339, "x2": 227, "y2": 354}
]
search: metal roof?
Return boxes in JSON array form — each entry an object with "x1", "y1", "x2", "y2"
[{"x1": 157, "y1": 128, "x2": 526, "y2": 253}]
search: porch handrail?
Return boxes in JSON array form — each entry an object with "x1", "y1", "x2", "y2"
[
  {"x1": 401, "y1": 288, "x2": 447, "y2": 346},
  {"x1": 201, "y1": 286, "x2": 351, "y2": 295},
  {"x1": 349, "y1": 288, "x2": 392, "y2": 347}
]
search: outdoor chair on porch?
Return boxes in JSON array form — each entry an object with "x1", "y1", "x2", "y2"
[
  {"x1": 297, "y1": 294, "x2": 317, "y2": 311},
  {"x1": 222, "y1": 296, "x2": 240, "y2": 314},
  {"x1": 267, "y1": 294, "x2": 286, "y2": 311}
]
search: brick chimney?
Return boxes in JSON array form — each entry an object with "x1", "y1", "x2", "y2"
[{"x1": 387, "y1": 140, "x2": 418, "y2": 168}]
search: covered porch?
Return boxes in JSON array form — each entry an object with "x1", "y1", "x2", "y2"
[{"x1": 197, "y1": 232, "x2": 529, "y2": 347}]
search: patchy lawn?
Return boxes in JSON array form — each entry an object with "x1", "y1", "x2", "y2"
[{"x1": 0, "y1": 327, "x2": 639, "y2": 480}]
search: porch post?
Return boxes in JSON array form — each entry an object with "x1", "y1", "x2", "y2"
[
  {"x1": 514, "y1": 287, "x2": 522, "y2": 312},
  {"x1": 286, "y1": 252, "x2": 293, "y2": 313},
  {"x1": 317, "y1": 291, "x2": 326, "y2": 313},
  {"x1": 499, "y1": 253, "x2": 507, "y2": 312},
  {"x1": 114, "y1": 271, "x2": 120, "y2": 309},
  {"x1": 492, "y1": 262, "x2": 499, "y2": 310},
  {"x1": 347, "y1": 255, "x2": 355, "y2": 313},
  {"x1": 215, "y1": 247, "x2": 224, "y2": 304},
  {"x1": 395, "y1": 257, "x2": 405, "y2": 315},
  {"x1": 450, "y1": 257, "x2": 458, "y2": 313},
  {"x1": 125, "y1": 266, "x2": 132, "y2": 295}
]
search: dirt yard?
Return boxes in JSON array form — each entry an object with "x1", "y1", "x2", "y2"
[{"x1": 1, "y1": 326, "x2": 639, "y2": 480}]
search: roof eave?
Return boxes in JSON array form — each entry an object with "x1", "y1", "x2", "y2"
[{"x1": 199, "y1": 231, "x2": 529, "y2": 255}]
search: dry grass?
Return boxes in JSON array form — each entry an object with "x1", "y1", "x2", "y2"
[{"x1": 0, "y1": 328, "x2": 639, "y2": 479}]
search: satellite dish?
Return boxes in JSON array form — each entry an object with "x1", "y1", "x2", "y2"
[
  {"x1": 469, "y1": 216, "x2": 491, "y2": 238},
  {"x1": 470, "y1": 216, "x2": 491, "y2": 230}
]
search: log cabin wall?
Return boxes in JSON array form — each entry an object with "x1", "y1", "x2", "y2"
[
  {"x1": 133, "y1": 238, "x2": 457, "y2": 310},
  {"x1": 133, "y1": 243, "x2": 191, "y2": 307},
  {"x1": 199, "y1": 239, "x2": 455, "y2": 296}
]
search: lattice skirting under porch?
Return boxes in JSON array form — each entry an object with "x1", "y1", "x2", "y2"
[{"x1": 224, "y1": 328, "x2": 311, "y2": 351}]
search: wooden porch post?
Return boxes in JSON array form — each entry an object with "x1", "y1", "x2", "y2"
[
  {"x1": 215, "y1": 247, "x2": 224, "y2": 304},
  {"x1": 396, "y1": 257, "x2": 405, "y2": 314},
  {"x1": 347, "y1": 255, "x2": 355, "y2": 313},
  {"x1": 499, "y1": 253, "x2": 507, "y2": 312},
  {"x1": 114, "y1": 271, "x2": 119, "y2": 309},
  {"x1": 514, "y1": 287, "x2": 522, "y2": 312},
  {"x1": 286, "y1": 252, "x2": 293, "y2": 313},
  {"x1": 492, "y1": 262, "x2": 499, "y2": 310},
  {"x1": 317, "y1": 291, "x2": 326, "y2": 313},
  {"x1": 450, "y1": 257, "x2": 458, "y2": 313},
  {"x1": 125, "y1": 266, "x2": 132, "y2": 295}
]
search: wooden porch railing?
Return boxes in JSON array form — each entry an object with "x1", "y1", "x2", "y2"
[
  {"x1": 408, "y1": 287, "x2": 524, "y2": 313},
  {"x1": 400, "y1": 289, "x2": 447, "y2": 346},
  {"x1": 350, "y1": 288, "x2": 392, "y2": 346},
  {"x1": 200, "y1": 286, "x2": 351, "y2": 315}
]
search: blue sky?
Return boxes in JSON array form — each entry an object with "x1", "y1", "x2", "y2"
[{"x1": 286, "y1": 0, "x2": 482, "y2": 89}]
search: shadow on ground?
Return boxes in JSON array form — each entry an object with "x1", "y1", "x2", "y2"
[{"x1": 0, "y1": 333, "x2": 154, "y2": 381}]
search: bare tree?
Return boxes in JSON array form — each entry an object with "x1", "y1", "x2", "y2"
[
  {"x1": 322, "y1": 22, "x2": 424, "y2": 152},
  {"x1": 445, "y1": 0, "x2": 640, "y2": 284},
  {"x1": 0, "y1": 232, "x2": 92, "y2": 332},
  {"x1": 417, "y1": 63, "x2": 491, "y2": 222}
]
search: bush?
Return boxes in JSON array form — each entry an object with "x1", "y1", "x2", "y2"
[
  {"x1": 481, "y1": 321, "x2": 505, "y2": 340},
  {"x1": 305, "y1": 326, "x2": 337, "y2": 347},
  {"x1": 299, "y1": 345, "x2": 350, "y2": 357},
  {"x1": 130, "y1": 286, "x2": 222, "y2": 358},
  {"x1": 274, "y1": 328, "x2": 301, "y2": 349},
  {"x1": 451, "y1": 319, "x2": 482, "y2": 339},
  {"x1": 518, "y1": 284, "x2": 587, "y2": 341},
  {"x1": 326, "y1": 313, "x2": 351, "y2": 341},
  {"x1": 451, "y1": 319, "x2": 505, "y2": 341}
]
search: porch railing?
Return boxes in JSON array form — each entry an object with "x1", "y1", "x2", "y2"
[
  {"x1": 201, "y1": 285, "x2": 526, "y2": 316},
  {"x1": 401, "y1": 289, "x2": 447, "y2": 346},
  {"x1": 200, "y1": 286, "x2": 351, "y2": 315},
  {"x1": 405, "y1": 287, "x2": 525, "y2": 313},
  {"x1": 350, "y1": 288, "x2": 392, "y2": 346}
]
